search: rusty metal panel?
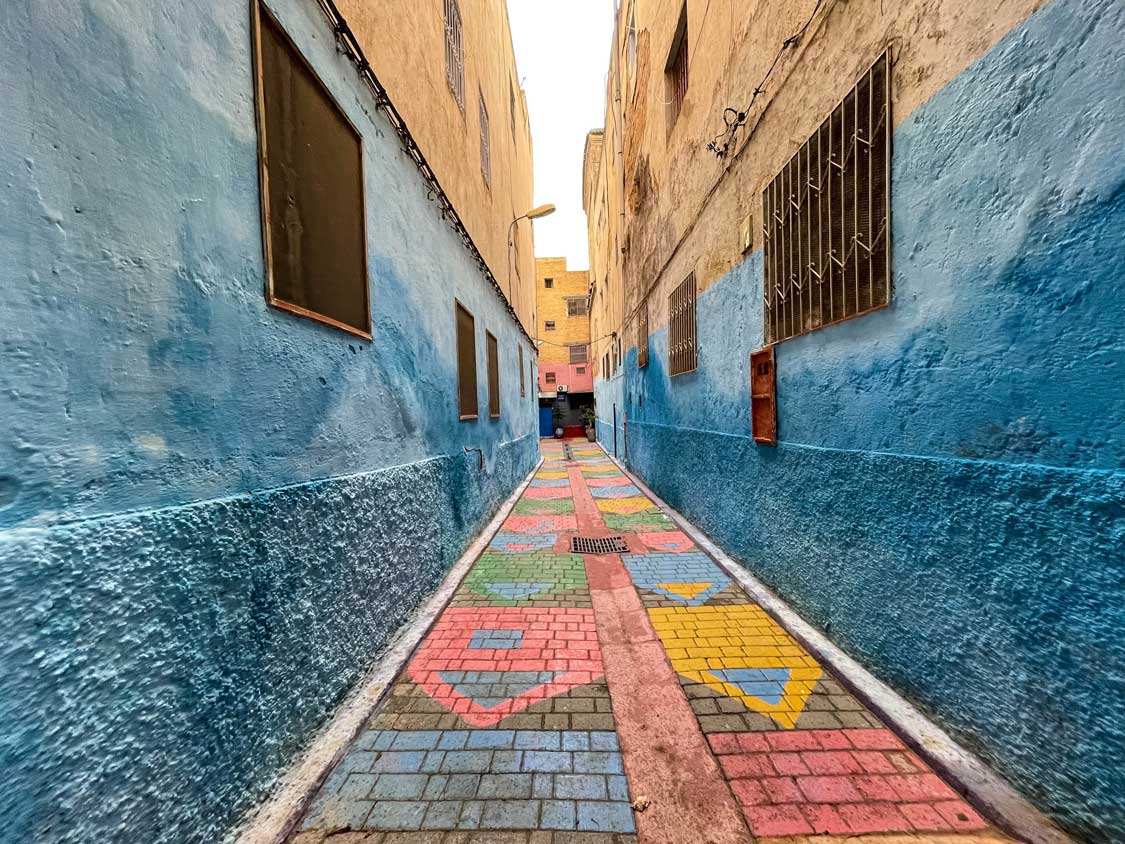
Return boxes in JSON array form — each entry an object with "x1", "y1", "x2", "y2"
[
  {"x1": 456, "y1": 301, "x2": 478, "y2": 419},
  {"x1": 762, "y1": 51, "x2": 891, "y2": 344},
  {"x1": 750, "y1": 345, "x2": 777, "y2": 446},
  {"x1": 669, "y1": 272, "x2": 697, "y2": 376},
  {"x1": 486, "y1": 331, "x2": 500, "y2": 418}
]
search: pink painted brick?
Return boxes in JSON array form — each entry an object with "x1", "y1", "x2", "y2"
[
  {"x1": 935, "y1": 800, "x2": 988, "y2": 830},
  {"x1": 843, "y1": 728, "x2": 904, "y2": 750},
  {"x1": 886, "y1": 773, "x2": 958, "y2": 802},
  {"x1": 850, "y1": 774, "x2": 900, "y2": 802},
  {"x1": 708, "y1": 734, "x2": 742, "y2": 755},
  {"x1": 801, "y1": 750, "x2": 864, "y2": 775},
  {"x1": 796, "y1": 776, "x2": 862, "y2": 803},
  {"x1": 736, "y1": 733, "x2": 771, "y2": 753},
  {"x1": 852, "y1": 750, "x2": 898, "y2": 773},
  {"x1": 766, "y1": 731, "x2": 822, "y2": 751},
  {"x1": 720, "y1": 754, "x2": 775, "y2": 779},
  {"x1": 770, "y1": 752, "x2": 811, "y2": 776},
  {"x1": 743, "y1": 804, "x2": 814, "y2": 836},
  {"x1": 762, "y1": 776, "x2": 804, "y2": 804},
  {"x1": 901, "y1": 802, "x2": 953, "y2": 831},
  {"x1": 730, "y1": 779, "x2": 769, "y2": 806},
  {"x1": 837, "y1": 801, "x2": 913, "y2": 833},
  {"x1": 801, "y1": 803, "x2": 852, "y2": 835},
  {"x1": 813, "y1": 730, "x2": 854, "y2": 750}
]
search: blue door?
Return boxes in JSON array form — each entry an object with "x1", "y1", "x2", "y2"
[{"x1": 538, "y1": 406, "x2": 554, "y2": 437}]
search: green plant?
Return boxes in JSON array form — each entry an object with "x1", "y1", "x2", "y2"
[{"x1": 582, "y1": 406, "x2": 596, "y2": 427}]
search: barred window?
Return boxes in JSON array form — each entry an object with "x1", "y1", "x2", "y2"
[
  {"x1": 478, "y1": 92, "x2": 491, "y2": 185},
  {"x1": 568, "y1": 343, "x2": 588, "y2": 364},
  {"x1": 669, "y1": 272, "x2": 697, "y2": 376},
  {"x1": 545, "y1": 371, "x2": 557, "y2": 384},
  {"x1": 444, "y1": 0, "x2": 464, "y2": 109},
  {"x1": 486, "y1": 331, "x2": 500, "y2": 417},
  {"x1": 637, "y1": 300, "x2": 649, "y2": 368},
  {"x1": 567, "y1": 297, "x2": 588, "y2": 317},
  {"x1": 763, "y1": 51, "x2": 891, "y2": 345},
  {"x1": 544, "y1": 277, "x2": 554, "y2": 289},
  {"x1": 666, "y1": 5, "x2": 688, "y2": 126}
]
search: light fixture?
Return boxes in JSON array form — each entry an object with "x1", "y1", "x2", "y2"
[
  {"x1": 525, "y1": 203, "x2": 556, "y2": 220},
  {"x1": 508, "y1": 203, "x2": 556, "y2": 324}
]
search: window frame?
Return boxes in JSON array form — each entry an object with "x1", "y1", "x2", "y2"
[
  {"x1": 545, "y1": 371, "x2": 557, "y2": 384},
  {"x1": 568, "y1": 343, "x2": 588, "y2": 364},
  {"x1": 444, "y1": 0, "x2": 465, "y2": 110},
  {"x1": 519, "y1": 344, "x2": 526, "y2": 397},
  {"x1": 250, "y1": 0, "x2": 372, "y2": 340},
  {"x1": 478, "y1": 91, "x2": 491, "y2": 186},
  {"x1": 566, "y1": 297, "x2": 588, "y2": 317},
  {"x1": 455, "y1": 300, "x2": 478, "y2": 420},
  {"x1": 544, "y1": 277, "x2": 554, "y2": 289},
  {"x1": 544, "y1": 320, "x2": 556, "y2": 331},
  {"x1": 637, "y1": 299, "x2": 649, "y2": 367},
  {"x1": 668, "y1": 271, "x2": 697, "y2": 377},
  {"x1": 486, "y1": 330, "x2": 500, "y2": 418},
  {"x1": 665, "y1": 4, "x2": 689, "y2": 128}
]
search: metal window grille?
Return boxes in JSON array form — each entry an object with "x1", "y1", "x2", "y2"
[
  {"x1": 545, "y1": 320, "x2": 555, "y2": 331},
  {"x1": 444, "y1": 0, "x2": 464, "y2": 109},
  {"x1": 455, "y1": 301, "x2": 477, "y2": 418},
  {"x1": 666, "y1": 7, "x2": 688, "y2": 125},
  {"x1": 519, "y1": 344, "x2": 525, "y2": 397},
  {"x1": 669, "y1": 272, "x2": 697, "y2": 376},
  {"x1": 486, "y1": 331, "x2": 500, "y2": 417},
  {"x1": 478, "y1": 93, "x2": 491, "y2": 185},
  {"x1": 567, "y1": 298, "x2": 588, "y2": 317},
  {"x1": 571, "y1": 536, "x2": 629, "y2": 555},
  {"x1": 545, "y1": 371, "x2": 556, "y2": 384},
  {"x1": 762, "y1": 51, "x2": 891, "y2": 345},
  {"x1": 637, "y1": 300, "x2": 649, "y2": 368},
  {"x1": 568, "y1": 344, "x2": 588, "y2": 364}
]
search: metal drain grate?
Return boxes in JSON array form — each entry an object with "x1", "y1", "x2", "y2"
[
  {"x1": 563, "y1": 443, "x2": 574, "y2": 461},
  {"x1": 570, "y1": 536, "x2": 629, "y2": 555}
]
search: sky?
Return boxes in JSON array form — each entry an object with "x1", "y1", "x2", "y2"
[{"x1": 507, "y1": 0, "x2": 616, "y2": 272}]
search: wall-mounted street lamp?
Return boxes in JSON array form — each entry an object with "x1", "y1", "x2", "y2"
[{"x1": 508, "y1": 204, "x2": 556, "y2": 325}]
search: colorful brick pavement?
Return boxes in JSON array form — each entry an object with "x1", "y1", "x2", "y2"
[{"x1": 292, "y1": 439, "x2": 1023, "y2": 844}]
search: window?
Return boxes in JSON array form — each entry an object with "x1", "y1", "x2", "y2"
[
  {"x1": 666, "y1": 4, "x2": 688, "y2": 126},
  {"x1": 576, "y1": 366, "x2": 585, "y2": 374},
  {"x1": 603, "y1": 352, "x2": 609, "y2": 376},
  {"x1": 637, "y1": 300, "x2": 649, "y2": 367},
  {"x1": 444, "y1": 0, "x2": 464, "y2": 109},
  {"x1": 567, "y1": 297, "x2": 588, "y2": 317},
  {"x1": 568, "y1": 344, "x2": 588, "y2": 364},
  {"x1": 544, "y1": 320, "x2": 556, "y2": 331},
  {"x1": 669, "y1": 272, "x2": 697, "y2": 376},
  {"x1": 518, "y1": 345, "x2": 526, "y2": 397},
  {"x1": 545, "y1": 371, "x2": 557, "y2": 384},
  {"x1": 510, "y1": 79, "x2": 518, "y2": 142},
  {"x1": 486, "y1": 331, "x2": 500, "y2": 417},
  {"x1": 763, "y1": 51, "x2": 891, "y2": 344},
  {"x1": 456, "y1": 301, "x2": 477, "y2": 418},
  {"x1": 627, "y1": 7, "x2": 637, "y2": 96},
  {"x1": 544, "y1": 277, "x2": 554, "y2": 289},
  {"x1": 253, "y1": 3, "x2": 369, "y2": 337},
  {"x1": 478, "y1": 92, "x2": 491, "y2": 186}
]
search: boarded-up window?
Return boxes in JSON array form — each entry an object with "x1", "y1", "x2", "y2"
[
  {"x1": 445, "y1": 0, "x2": 464, "y2": 108},
  {"x1": 637, "y1": 300, "x2": 649, "y2": 367},
  {"x1": 486, "y1": 331, "x2": 500, "y2": 417},
  {"x1": 545, "y1": 371, "x2": 556, "y2": 384},
  {"x1": 253, "y1": 3, "x2": 369, "y2": 337},
  {"x1": 456, "y1": 301, "x2": 477, "y2": 418},
  {"x1": 569, "y1": 344, "x2": 588, "y2": 364},
  {"x1": 567, "y1": 297, "x2": 588, "y2": 317},
  {"x1": 666, "y1": 5, "x2": 688, "y2": 126},
  {"x1": 519, "y1": 345, "x2": 526, "y2": 396},
  {"x1": 669, "y1": 272, "x2": 697, "y2": 376},
  {"x1": 479, "y1": 93, "x2": 491, "y2": 186},
  {"x1": 763, "y1": 51, "x2": 891, "y2": 344}
]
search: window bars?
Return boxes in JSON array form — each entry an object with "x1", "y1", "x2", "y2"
[
  {"x1": 568, "y1": 343, "x2": 588, "y2": 364},
  {"x1": 669, "y1": 272, "x2": 697, "y2": 376},
  {"x1": 478, "y1": 93, "x2": 491, "y2": 185},
  {"x1": 567, "y1": 297, "x2": 588, "y2": 317},
  {"x1": 762, "y1": 51, "x2": 891, "y2": 345},
  {"x1": 637, "y1": 300, "x2": 649, "y2": 368},
  {"x1": 667, "y1": 6, "x2": 689, "y2": 125},
  {"x1": 444, "y1": 0, "x2": 464, "y2": 109}
]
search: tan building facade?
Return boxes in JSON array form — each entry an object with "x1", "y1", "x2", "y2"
[
  {"x1": 338, "y1": 0, "x2": 537, "y2": 329},
  {"x1": 534, "y1": 257, "x2": 592, "y2": 395}
]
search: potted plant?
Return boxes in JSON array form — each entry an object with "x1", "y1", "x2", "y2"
[{"x1": 582, "y1": 407, "x2": 597, "y2": 442}]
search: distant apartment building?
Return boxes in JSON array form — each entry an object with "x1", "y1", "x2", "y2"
[
  {"x1": 0, "y1": 1, "x2": 540, "y2": 842},
  {"x1": 535, "y1": 257, "x2": 593, "y2": 435},
  {"x1": 582, "y1": 1, "x2": 1124, "y2": 842}
]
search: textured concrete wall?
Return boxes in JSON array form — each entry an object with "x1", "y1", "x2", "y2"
[
  {"x1": 599, "y1": 1, "x2": 1125, "y2": 841},
  {"x1": 0, "y1": 0, "x2": 538, "y2": 842}
]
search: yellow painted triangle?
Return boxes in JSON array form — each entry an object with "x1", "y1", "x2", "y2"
[{"x1": 657, "y1": 582, "x2": 712, "y2": 600}]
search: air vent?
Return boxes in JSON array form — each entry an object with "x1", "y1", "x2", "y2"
[{"x1": 571, "y1": 536, "x2": 629, "y2": 555}]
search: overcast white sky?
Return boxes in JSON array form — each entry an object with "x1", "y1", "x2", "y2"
[{"x1": 507, "y1": 0, "x2": 615, "y2": 272}]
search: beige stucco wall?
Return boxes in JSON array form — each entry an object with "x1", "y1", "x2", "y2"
[
  {"x1": 336, "y1": 0, "x2": 537, "y2": 331},
  {"x1": 585, "y1": 0, "x2": 1046, "y2": 348}
]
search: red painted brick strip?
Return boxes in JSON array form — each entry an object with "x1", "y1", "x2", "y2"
[{"x1": 567, "y1": 462, "x2": 753, "y2": 844}]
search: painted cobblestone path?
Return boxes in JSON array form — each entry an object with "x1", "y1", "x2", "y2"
[{"x1": 292, "y1": 441, "x2": 1023, "y2": 844}]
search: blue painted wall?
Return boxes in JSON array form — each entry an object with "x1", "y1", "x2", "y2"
[
  {"x1": 600, "y1": 0, "x2": 1124, "y2": 841},
  {"x1": 0, "y1": 1, "x2": 538, "y2": 842}
]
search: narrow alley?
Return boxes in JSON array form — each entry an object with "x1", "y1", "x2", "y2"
[{"x1": 292, "y1": 440, "x2": 1017, "y2": 843}]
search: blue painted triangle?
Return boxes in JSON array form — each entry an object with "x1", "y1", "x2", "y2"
[
  {"x1": 707, "y1": 668, "x2": 792, "y2": 706},
  {"x1": 483, "y1": 581, "x2": 553, "y2": 600},
  {"x1": 438, "y1": 670, "x2": 565, "y2": 709}
]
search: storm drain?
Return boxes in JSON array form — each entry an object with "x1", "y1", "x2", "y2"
[
  {"x1": 570, "y1": 536, "x2": 629, "y2": 555},
  {"x1": 563, "y1": 443, "x2": 574, "y2": 461}
]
